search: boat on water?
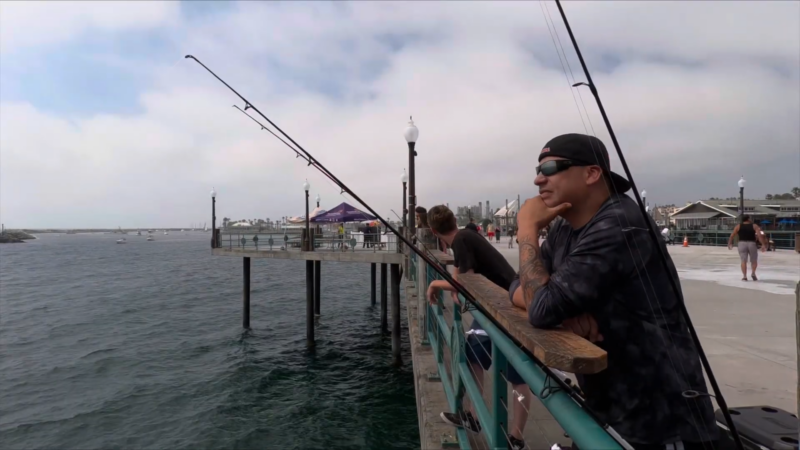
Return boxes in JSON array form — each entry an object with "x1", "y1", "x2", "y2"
[
  {"x1": 137, "y1": 230, "x2": 142, "y2": 236},
  {"x1": 164, "y1": 231, "x2": 169, "y2": 235},
  {"x1": 116, "y1": 238, "x2": 126, "y2": 244},
  {"x1": 146, "y1": 235, "x2": 155, "y2": 241}
]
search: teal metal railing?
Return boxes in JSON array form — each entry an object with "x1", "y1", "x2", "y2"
[
  {"x1": 410, "y1": 253, "x2": 623, "y2": 450},
  {"x1": 672, "y1": 229, "x2": 797, "y2": 250}
]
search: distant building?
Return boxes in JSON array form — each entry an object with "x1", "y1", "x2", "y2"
[
  {"x1": 670, "y1": 199, "x2": 800, "y2": 230},
  {"x1": 494, "y1": 199, "x2": 519, "y2": 227}
]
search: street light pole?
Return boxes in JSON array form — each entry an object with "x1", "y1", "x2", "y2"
[
  {"x1": 401, "y1": 169, "x2": 408, "y2": 231},
  {"x1": 211, "y1": 187, "x2": 217, "y2": 248},
  {"x1": 738, "y1": 176, "x2": 746, "y2": 224},
  {"x1": 641, "y1": 190, "x2": 647, "y2": 217},
  {"x1": 404, "y1": 117, "x2": 419, "y2": 239},
  {"x1": 303, "y1": 179, "x2": 311, "y2": 251}
]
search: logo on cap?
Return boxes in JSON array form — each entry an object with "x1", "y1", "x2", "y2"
[{"x1": 541, "y1": 147, "x2": 550, "y2": 153}]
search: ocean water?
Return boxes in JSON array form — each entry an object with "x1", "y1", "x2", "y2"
[{"x1": 0, "y1": 233, "x2": 418, "y2": 449}]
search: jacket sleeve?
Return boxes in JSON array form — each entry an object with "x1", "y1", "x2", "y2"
[{"x1": 528, "y1": 219, "x2": 631, "y2": 328}]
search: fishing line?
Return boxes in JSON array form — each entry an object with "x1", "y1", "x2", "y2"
[
  {"x1": 233, "y1": 105, "x2": 359, "y2": 204},
  {"x1": 551, "y1": 1, "x2": 744, "y2": 448},
  {"x1": 184, "y1": 54, "x2": 613, "y2": 440},
  {"x1": 538, "y1": 1, "x2": 712, "y2": 444}
]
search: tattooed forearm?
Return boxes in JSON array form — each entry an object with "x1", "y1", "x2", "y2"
[{"x1": 518, "y1": 235, "x2": 550, "y2": 311}]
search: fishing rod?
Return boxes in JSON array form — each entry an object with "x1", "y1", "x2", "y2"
[
  {"x1": 232, "y1": 105, "x2": 342, "y2": 190},
  {"x1": 552, "y1": 1, "x2": 744, "y2": 448},
  {"x1": 185, "y1": 55, "x2": 472, "y2": 297},
  {"x1": 184, "y1": 54, "x2": 618, "y2": 438}
]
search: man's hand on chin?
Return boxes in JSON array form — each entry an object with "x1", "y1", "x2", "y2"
[{"x1": 517, "y1": 196, "x2": 571, "y2": 235}]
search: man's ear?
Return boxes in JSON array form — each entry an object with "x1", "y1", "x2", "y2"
[{"x1": 586, "y1": 166, "x2": 604, "y2": 186}]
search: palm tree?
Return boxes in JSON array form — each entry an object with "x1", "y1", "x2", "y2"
[{"x1": 791, "y1": 187, "x2": 800, "y2": 198}]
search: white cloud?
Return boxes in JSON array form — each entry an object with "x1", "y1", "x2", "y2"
[
  {"x1": 0, "y1": 1, "x2": 181, "y2": 54},
  {"x1": 1, "y1": 1, "x2": 798, "y2": 228}
]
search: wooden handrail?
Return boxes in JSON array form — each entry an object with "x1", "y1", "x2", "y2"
[
  {"x1": 427, "y1": 249, "x2": 455, "y2": 265},
  {"x1": 456, "y1": 272, "x2": 607, "y2": 374}
]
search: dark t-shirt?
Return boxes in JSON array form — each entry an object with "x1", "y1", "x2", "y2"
[
  {"x1": 524, "y1": 194, "x2": 717, "y2": 445},
  {"x1": 451, "y1": 229, "x2": 516, "y2": 331},
  {"x1": 465, "y1": 222, "x2": 479, "y2": 233}
]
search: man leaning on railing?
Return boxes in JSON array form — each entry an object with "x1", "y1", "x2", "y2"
[
  {"x1": 425, "y1": 205, "x2": 532, "y2": 450},
  {"x1": 509, "y1": 134, "x2": 718, "y2": 450}
]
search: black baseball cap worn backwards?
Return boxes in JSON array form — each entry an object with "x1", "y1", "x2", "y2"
[{"x1": 538, "y1": 133, "x2": 632, "y2": 194}]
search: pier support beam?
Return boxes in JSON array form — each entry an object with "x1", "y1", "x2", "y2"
[
  {"x1": 306, "y1": 260, "x2": 315, "y2": 347},
  {"x1": 314, "y1": 260, "x2": 321, "y2": 316},
  {"x1": 390, "y1": 263, "x2": 402, "y2": 366},
  {"x1": 370, "y1": 263, "x2": 377, "y2": 306},
  {"x1": 380, "y1": 263, "x2": 388, "y2": 334},
  {"x1": 243, "y1": 257, "x2": 251, "y2": 329}
]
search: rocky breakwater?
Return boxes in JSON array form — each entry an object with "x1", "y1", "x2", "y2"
[{"x1": 0, "y1": 230, "x2": 36, "y2": 244}]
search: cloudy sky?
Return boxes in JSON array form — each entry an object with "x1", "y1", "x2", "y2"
[{"x1": 1, "y1": 1, "x2": 798, "y2": 228}]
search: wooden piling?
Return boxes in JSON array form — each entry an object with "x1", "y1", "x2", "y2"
[
  {"x1": 391, "y1": 263, "x2": 402, "y2": 366},
  {"x1": 370, "y1": 263, "x2": 377, "y2": 306},
  {"x1": 243, "y1": 257, "x2": 251, "y2": 329},
  {"x1": 306, "y1": 260, "x2": 315, "y2": 347},
  {"x1": 380, "y1": 263, "x2": 388, "y2": 334},
  {"x1": 314, "y1": 260, "x2": 321, "y2": 316}
]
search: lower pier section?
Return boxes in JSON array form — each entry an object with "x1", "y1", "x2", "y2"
[{"x1": 405, "y1": 280, "x2": 453, "y2": 450}]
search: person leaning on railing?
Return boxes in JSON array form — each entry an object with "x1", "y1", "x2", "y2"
[
  {"x1": 509, "y1": 134, "x2": 718, "y2": 450},
  {"x1": 424, "y1": 205, "x2": 532, "y2": 450}
]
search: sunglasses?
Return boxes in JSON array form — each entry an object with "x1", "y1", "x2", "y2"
[{"x1": 536, "y1": 159, "x2": 592, "y2": 176}]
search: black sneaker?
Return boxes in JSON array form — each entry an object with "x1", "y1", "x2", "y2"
[
  {"x1": 439, "y1": 411, "x2": 481, "y2": 433},
  {"x1": 508, "y1": 435, "x2": 526, "y2": 450}
]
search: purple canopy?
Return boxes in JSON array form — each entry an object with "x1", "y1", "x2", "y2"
[{"x1": 310, "y1": 202, "x2": 376, "y2": 223}]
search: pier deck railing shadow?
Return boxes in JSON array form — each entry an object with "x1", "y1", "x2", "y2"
[{"x1": 411, "y1": 249, "x2": 623, "y2": 450}]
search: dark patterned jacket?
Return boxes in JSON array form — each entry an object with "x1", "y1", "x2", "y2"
[{"x1": 526, "y1": 194, "x2": 718, "y2": 445}]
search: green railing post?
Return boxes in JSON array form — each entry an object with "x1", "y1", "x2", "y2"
[
  {"x1": 471, "y1": 309, "x2": 622, "y2": 449},
  {"x1": 489, "y1": 342, "x2": 509, "y2": 450}
]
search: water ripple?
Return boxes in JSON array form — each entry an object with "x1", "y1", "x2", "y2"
[{"x1": 0, "y1": 234, "x2": 418, "y2": 449}]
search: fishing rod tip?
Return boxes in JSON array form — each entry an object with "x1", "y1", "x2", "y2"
[{"x1": 184, "y1": 55, "x2": 195, "y2": 60}]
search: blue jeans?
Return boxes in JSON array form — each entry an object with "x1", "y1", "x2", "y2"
[{"x1": 465, "y1": 333, "x2": 525, "y2": 385}]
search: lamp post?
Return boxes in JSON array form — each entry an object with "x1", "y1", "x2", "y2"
[
  {"x1": 303, "y1": 179, "x2": 311, "y2": 251},
  {"x1": 211, "y1": 187, "x2": 217, "y2": 248},
  {"x1": 316, "y1": 194, "x2": 320, "y2": 208},
  {"x1": 404, "y1": 117, "x2": 419, "y2": 238},
  {"x1": 401, "y1": 169, "x2": 408, "y2": 231},
  {"x1": 738, "y1": 176, "x2": 746, "y2": 224},
  {"x1": 641, "y1": 189, "x2": 647, "y2": 215}
]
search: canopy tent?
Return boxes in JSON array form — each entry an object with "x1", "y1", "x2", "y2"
[
  {"x1": 286, "y1": 206, "x2": 327, "y2": 224},
  {"x1": 311, "y1": 202, "x2": 376, "y2": 223},
  {"x1": 779, "y1": 219, "x2": 798, "y2": 224},
  {"x1": 494, "y1": 199, "x2": 519, "y2": 217},
  {"x1": 760, "y1": 220, "x2": 771, "y2": 224}
]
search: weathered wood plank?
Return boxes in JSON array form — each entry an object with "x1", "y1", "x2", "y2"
[
  {"x1": 428, "y1": 249, "x2": 455, "y2": 265},
  {"x1": 457, "y1": 273, "x2": 607, "y2": 374}
]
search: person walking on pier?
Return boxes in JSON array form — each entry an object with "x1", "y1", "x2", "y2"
[
  {"x1": 727, "y1": 215, "x2": 767, "y2": 281},
  {"x1": 510, "y1": 133, "x2": 718, "y2": 450},
  {"x1": 465, "y1": 218, "x2": 479, "y2": 233},
  {"x1": 425, "y1": 205, "x2": 532, "y2": 450}
]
